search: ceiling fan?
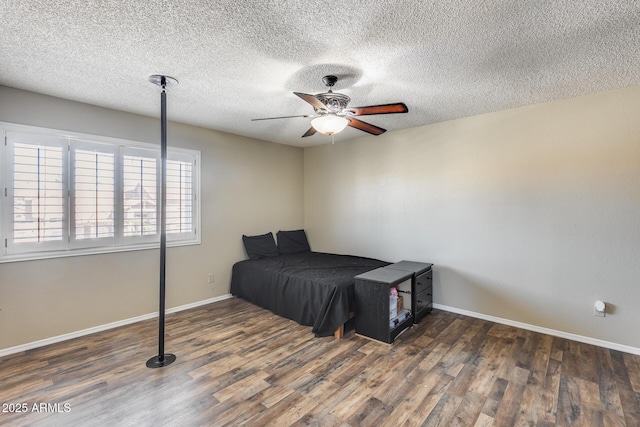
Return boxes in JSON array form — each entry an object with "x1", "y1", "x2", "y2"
[{"x1": 252, "y1": 75, "x2": 408, "y2": 138}]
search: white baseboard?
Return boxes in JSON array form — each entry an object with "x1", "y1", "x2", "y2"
[
  {"x1": 433, "y1": 303, "x2": 640, "y2": 356},
  {"x1": 0, "y1": 294, "x2": 233, "y2": 358}
]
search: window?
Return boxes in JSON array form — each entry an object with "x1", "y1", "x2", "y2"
[{"x1": 1, "y1": 123, "x2": 200, "y2": 262}]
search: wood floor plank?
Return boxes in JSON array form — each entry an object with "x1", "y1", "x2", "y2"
[
  {"x1": 450, "y1": 390, "x2": 487, "y2": 426},
  {"x1": 492, "y1": 381, "x2": 526, "y2": 426},
  {"x1": 557, "y1": 373, "x2": 586, "y2": 427},
  {"x1": 465, "y1": 335, "x2": 511, "y2": 398},
  {"x1": 529, "y1": 333, "x2": 554, "y2": 387},
  {"x1": 623, "y1": 352, "x2": 640, "y2": 394},
  {"x1": 474, "y1": 412, "x2": 495, "y2": 427},
  {"x1": 594, "y1": 347, "x2": 627, "y2": 417},
  {"x1": 516, "y1": 385, "x2": 547, "y2": 426},
  {"x1": 2, "y1": 301, "x2": 640, "y2": 426},
  {"x1": 212, "y1": 370, "x2": 271, "y2": 402},
  {"x1": 344, "y1": 396, "x2": 387, "y2": 427},
  {"x1": 375, "y1": 366, "x2": 445, "y2": 426},
  {"x1": 563, "y1": 340, "x2": 599, "y2": 383},
  {"x1": 611, "y1": 350, "x2": 640, "y2": 427},
  {"x1": 384, "y1": 373, "x2": 456, "y2": 427},
  {"x1": 480, "y1": 376, "x2": 508, "y2": 418},
  {"x1": 542, "y1": 357, "x2": 562, "y2": 425},
  {"x1": 422, "y1": 392, "x2": 464, "y2": 427}
]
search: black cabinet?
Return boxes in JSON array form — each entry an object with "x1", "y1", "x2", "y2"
[
  {"x1": 355, "y1": 267, "x2": 413, "y2": 344},
  {"x1": 387, "y1": 261, "x2": 433, "y2": 324}
]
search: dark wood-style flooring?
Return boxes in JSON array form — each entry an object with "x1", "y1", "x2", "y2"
[{"x1": 1, "y1": 298, "x2": 640, "y2": 426}]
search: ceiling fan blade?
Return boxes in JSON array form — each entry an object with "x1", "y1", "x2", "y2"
[
  {"x1": 294, "y1": 92, "x2": 327, "y2": 111},
  {"x1": 347, "y1": 117, "x2": 386, "y2": 135},
  {"x1": 347, "y1": 117, "x2": 387, "y2": 135},
  {"x1": 347, "y1": 103, "x2": 408, "y2": 116},
  {"x1": 251, "y1": 114, "x2": 313, "y2": 121},
  {"x1": 302, "y1": 127, "x2": 317, "y2": 138}
]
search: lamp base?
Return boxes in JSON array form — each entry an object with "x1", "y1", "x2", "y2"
[{"x1": 146, "y1": 353, "x2": 176, "y2": 368}]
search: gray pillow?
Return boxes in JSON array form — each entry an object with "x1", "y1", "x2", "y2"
[
  {"x1": 276, "y1": 229, "x2": 311, "y2": 254},
  {"x1": 242, "y1": 232, "x2": 279, "y2": 260}
]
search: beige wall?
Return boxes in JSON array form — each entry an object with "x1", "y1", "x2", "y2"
[
  {"x1": 3, "y1": 84, "x2": 639, "y2": 352},
  {"x1": 0, "y1": 86, "x2": 304, "y2": 350},
  {"x1": 304, "y1": 85, "x2": 640, "y2": 349}
]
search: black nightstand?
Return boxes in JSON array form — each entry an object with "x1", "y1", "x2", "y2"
[{"x1": 354, "y1": 267, "x2": 413, "y2": 343}]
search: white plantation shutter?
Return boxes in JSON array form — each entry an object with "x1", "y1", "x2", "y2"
[
  {"x1": 71, "y1": 142, "x2": 116, "y2": 247},
  {"x1": 166, "y1": 158, "x2": 194, "y2": 237},
  {"x1": 2, "y1": 124, "x2": 200, "y2": 262},
  {"x1": 8, "y1": 133, "x2": 67, "y2": 254},
  {"x1": 123, "y1": 150, "x2": 158, "y2": 241}
]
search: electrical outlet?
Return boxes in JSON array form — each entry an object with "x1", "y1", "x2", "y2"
[
  {"x1": 208, "y1": 273, "x2": 214, "y2": 284},
  {"x1": 594, "y1": 300, "x2": 606, "y2": 317}
]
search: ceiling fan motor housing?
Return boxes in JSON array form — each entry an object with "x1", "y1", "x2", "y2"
[{"x1": 313, "y1": 92, "x2": 351, "y2": 114}]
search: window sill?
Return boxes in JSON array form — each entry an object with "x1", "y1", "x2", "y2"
[{"x1": 0, "y1": 237, "x2": 201, "y2": 264}]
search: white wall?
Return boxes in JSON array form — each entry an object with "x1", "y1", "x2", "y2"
[
  {"x1": 304, "y1": 85, "x2": 640, "y2": 349},
  {"x1": 0, "y1": 86, "x2": 304, "y2": 350}
]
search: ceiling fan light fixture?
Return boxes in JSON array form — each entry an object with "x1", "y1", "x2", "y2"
[{"x1": 311, "y1": 114, "x2": 349, "y2": 135}]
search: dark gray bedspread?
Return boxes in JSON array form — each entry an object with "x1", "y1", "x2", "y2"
[{"x1": 230, "y1": 252, "x2": 389, "y2": 337}]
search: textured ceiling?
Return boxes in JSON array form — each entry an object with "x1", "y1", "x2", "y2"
[{"x1": 1, "y1": 1, "x2": 639, "y2": 147}]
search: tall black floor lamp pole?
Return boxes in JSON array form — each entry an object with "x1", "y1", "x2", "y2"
[{"x1": 146, "y1": 74, "x2": 178, "y2": 368}]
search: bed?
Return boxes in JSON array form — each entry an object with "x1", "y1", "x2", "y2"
[{"x1": 230, "y1": 230, "x2": 389, "y2": 338}]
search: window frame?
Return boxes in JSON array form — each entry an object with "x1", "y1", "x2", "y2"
[{"x1": 1, "y1": 122, "x2": 201, "y2": 263}]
